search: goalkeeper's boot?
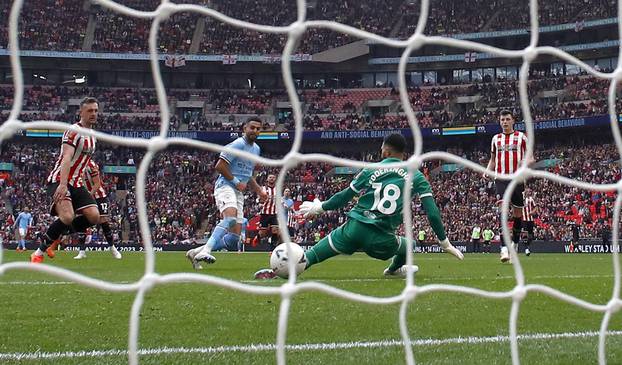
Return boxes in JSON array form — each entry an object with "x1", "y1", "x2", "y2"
[
  {"x1": 383, "y1": 265, "x2": 419, "y2": 278},
  {"x1": 74, "y1": 250, "x2": 87, "y2": 260},
  {"x1": 525, "y1": 248, "x2": 531, "y2": 257},
  {"x1": 30, "y1": 252, "x2": 44, "y2": 264},
  {"x1": 185, "y1": 247, "x2": 203, "y2": 270},
  {"x1": 254, "y1": 268, "x2": 277, "y2": 280},
  {"x1": 500, "y1": 246, "x2": 510, "y2": 263},
  {"x1": 110, "y1": 246, "x2": 122, "y2": 260}
]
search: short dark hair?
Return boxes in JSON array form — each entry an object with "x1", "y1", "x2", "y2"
[
  {"x1": 245, "y1": 116, "x2": 263, "y2": 125},
  {"x1": 383, "y1": 133, "x2": 406, "y2": 153},
  {"x1": 80, "y1": 97, "x2": 98, "y2": 107},
  {"x1": 499, "y1": 109, "x2": 513, "y2": 118}
]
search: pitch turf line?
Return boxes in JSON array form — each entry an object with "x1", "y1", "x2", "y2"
[
  {"x1": 1, "y1": 330, "x2": 622, "y2": 361},
  {"x1": 0, "y1": 274, "x2": 617, "y2": 286}
]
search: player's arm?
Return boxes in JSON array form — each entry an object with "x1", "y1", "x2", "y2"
[
  {"x1": 299, "y1": 179, "x2": 359, "y2": 218},
  {"x1": 215, "y1": 157, "x2": 246, "y2": 192},
  {"x1": 484, "y1": 137, "x2": 496, "y2": 179},
  {"x1": 415, "y1": 175, "x2": 464, "y2": 260},
  {"x1": 301, "y1": 169, "x2": 368, "y2": 217},
  {"x1": 54, "y1": 139, "x2": 77, "y2": 202},
  {"x1": 248, "y1": 176, "x2": 267, "y2": 201}
]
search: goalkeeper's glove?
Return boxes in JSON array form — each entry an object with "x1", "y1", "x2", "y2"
[
  {"x1": 439, "y1": 238, "x2": 464, "y2": 260},
  {"x1": 299, "y1": 199, "x2": 324, "y2": 218}
]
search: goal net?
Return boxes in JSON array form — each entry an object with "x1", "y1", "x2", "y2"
[{"x1": 1, "y1": 0, "x2": 621, "y2": 364}]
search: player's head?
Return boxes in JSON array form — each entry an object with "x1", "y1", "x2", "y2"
[
  {"x1": 499, "y1": 110, "x2": 514, "y2": 133},
  {"x1": 381, "y1": 133, "x2": 406, "y2": 159},
  {"x1": 23, "y1": 206, "x2": 29, "y2": 212},
  {"x1": 284, "y1": 188, "x2": 291, "y2": 197},
  {"x1": 79, "y1": 97, "x2": 99, "y2": 127},
  {"x1": 243, "y1": 117, "x2": 263, "y2": 142},
  {"x1": 267, "y1": 174, "x2": 276, "y2": 186}
]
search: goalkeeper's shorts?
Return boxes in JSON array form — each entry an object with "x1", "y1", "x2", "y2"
[{"x1": 326, "y1": 219, "x2": 412, "y2": 260}]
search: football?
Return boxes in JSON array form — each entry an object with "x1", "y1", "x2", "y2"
[{"x1": 270, "y1": 242, "x2": 307, "y2": 279}]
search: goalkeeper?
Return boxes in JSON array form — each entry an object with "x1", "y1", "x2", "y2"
[{"x1": 299, "y1": 133, "x2": 463, "y2": 277}]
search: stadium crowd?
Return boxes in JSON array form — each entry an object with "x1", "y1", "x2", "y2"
[
  {"x1": 1, "y1": 138, "x2": 619, "y2": 248},
  {"x1": 2, "y1": 74, "x2": 620, "y2": 132},
  {"x1": 0, "y1": 0, "x2": 616, "y2": 54}
]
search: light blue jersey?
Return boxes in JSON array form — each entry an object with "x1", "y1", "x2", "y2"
[
  {"x1": 16, "y1": 212, "x2": 33, "y2": 229},
  {"x1": 215, "y1": 136, "x2": 261, "y2": 189}
]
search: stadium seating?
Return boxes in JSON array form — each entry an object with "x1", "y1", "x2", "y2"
[{"x1": 0, "y1": 0, "x2": 616, "y2": 54}]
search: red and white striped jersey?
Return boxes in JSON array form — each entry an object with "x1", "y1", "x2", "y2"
[
  {"x1": 287, "y1": 210, "x2": 296, "y2": 228},
  {"x1": 84, "y1": 160, "x2": 107, "y2": 199},
  {"x1": 47, "y1": 122, "x2": 96, "y2": 188},
  {"x1": 491, "y1": 131, "x2": 527, "y2": 175},
  {"x1": 523, "y1": 196, "x2": 536, "y2": 222},
  {"x1": 260, "y1": 185, "x2": 277, "y2": 215}
]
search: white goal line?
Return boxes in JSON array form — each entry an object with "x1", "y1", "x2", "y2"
[{"x1": 1, "y1": 330, "x2": 621, "y2": 361}]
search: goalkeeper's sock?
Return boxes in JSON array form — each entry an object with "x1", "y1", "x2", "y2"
[
  {"x1": 387, "y1": 253, "x2": 406, "y2": 272},
  {"x1": 304, "y1": 236, "x2": 340, "y2": 269}
]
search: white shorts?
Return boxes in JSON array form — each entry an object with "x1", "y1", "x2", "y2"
[
  {"x1": 85, "y1": 235, "x2": 92, "y2": 244},
  {"x1": 214, "y1": 185, "x2": 244, "y2": 220},
  {"x1": 18, "y1": 228, "x2": 27, "y2": 238}
]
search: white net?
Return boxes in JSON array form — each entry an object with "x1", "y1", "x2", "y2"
[{"x1": 1, "y1": 0, "x2": 622, "y2": 364}]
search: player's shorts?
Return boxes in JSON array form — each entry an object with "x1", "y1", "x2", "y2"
[
  {"x1": 323, "y1": 219, "x2": 412, "y2": 261},
  {"x1": 18, "y1": 227, "x2": 27, "y2": 238},
  {"x1": 46, "y1": 182, "x2": 97, "y2": 216},
  {"x1": 96, "y1": 197, "x2": 110, "y2": 216},
  {"x1": 259, "y1": 214, "x2": 278, "y2": 229},
  {"x1": 471, "y1": 238, "x2": 480, "y2": 243},
  {"x1": 523, "y1": 221, "x2": 534, "y2": 233},
  {"x1": 214, "y1": 185, "x2": 244, "y2": 220},
  {"x1": 484, "y1": 240, "x2": 491, "y2": 245},
  {"x1": 494, "y1": 180, "x2": 525, "y2": 208}
]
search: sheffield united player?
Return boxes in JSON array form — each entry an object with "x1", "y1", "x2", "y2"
[
  {"x1": 258, "y1": 174, "x2": 279, "y2": 249},
  {"x1": 484, "y1": 110, "x2": 528, "y2": 263},
  {"x1": 522, "y1": 190, "x2": 536, "y2": 256},
  {"x1": 31, "y1": 97, "x2": 101, "y2": 263},
  {"x1": 73, "y1": 159, "x2": 122, "y2": 260}
]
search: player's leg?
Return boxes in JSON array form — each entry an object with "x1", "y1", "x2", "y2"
[
  {"x1": 32, "y1": 183, "x2": 76, "y2": 262},
  {"x1": 304, "y1": 222, "x2": 358, "y2": 270},
  {"x1": 382, "y1": 235, "x2": 419, "y2": 277},
  {"x1": 525, "y1": 221, "x2": 534, "y2": 256},
  {"x1": 189, "y1": 186, "x2": 239, "y2": 265},
  {"x1": 18, "y1": 228, "x2": 26, "y2": 251},
  {"x1": 510, "y1": 184, "x2": 525, "y2": 255},
  {"x1": 74, "y1": 232, "x2": 87, "y2": 259},
  {"x1": 258, "y1": 215, "x2": 271, "y2": 249},
  {"x1": 97, "y1": 198, "x2": 122, "y2": 259}
]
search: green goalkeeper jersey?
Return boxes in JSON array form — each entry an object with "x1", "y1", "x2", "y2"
[{"x1": 347, "y1": 157, "x2": 433, "y2": 233}]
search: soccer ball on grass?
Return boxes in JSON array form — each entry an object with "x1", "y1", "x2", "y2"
[{"x1": 270, "y1": 242, "x2": 307, "y2": 279}]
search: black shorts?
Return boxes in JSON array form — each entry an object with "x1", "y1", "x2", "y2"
[
  {"x1": 46, "y1": 183, "x2": 97, "y2": 216},
  {"x1": 495, "y1": 180, "x2": 525, "y2": 208},
  {"x1": 259, "y1": 214, "x2": 278, "y2": 229},
  {"x1": 523, "y1": 221, "x2": 534, "y2": 233},
  {"x1": 96, "y1": 197, "x2": 110, "y2": 216},
  {"x1": 484, "y1": 240, "x2": 491, "y2": 245}
]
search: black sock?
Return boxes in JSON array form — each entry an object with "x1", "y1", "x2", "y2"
[
  {"x1": 39, "y1": 219, "x2": 70, "y2": 250},
  {"x1": 526, "y1": 233, "x2": 534, "y2": 247},
  {"x1": 78, "y1": 233, "x2": 87, "y2": 251},
  {"x1": 512, "y1": 218, "x2": 522, "y2": 244},
  {"x1": 71, "y1": 215, "x2": 93, "y2": 233},
  {"x1": 101, "y1": 222, "x2": 114, "y2": 247}
]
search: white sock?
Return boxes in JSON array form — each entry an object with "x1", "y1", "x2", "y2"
[{"x1": 34, "y1": 248, "x2": 44, "y2": 256}]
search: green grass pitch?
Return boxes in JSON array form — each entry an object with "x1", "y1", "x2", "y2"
[{"x1": 1, "y1": 250, "x2": 622, "y2": 364}]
